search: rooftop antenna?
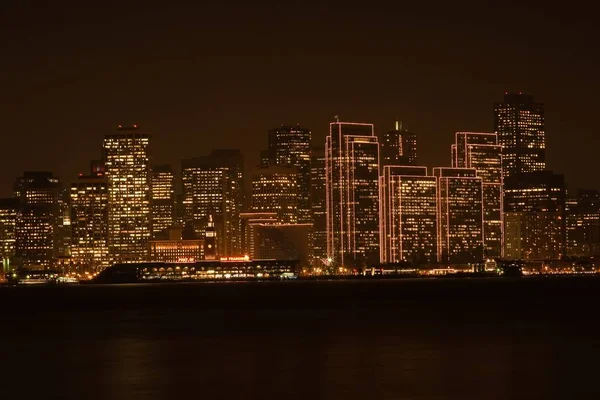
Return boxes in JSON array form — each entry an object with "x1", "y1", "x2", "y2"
[{"x1": 334, "y1": 115, "x2": 340, "y2": 123}]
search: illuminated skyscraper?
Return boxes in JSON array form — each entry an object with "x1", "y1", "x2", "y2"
[
  {"x1": 182, "y1": 149, "x2": 244, "y2": 257},
  {"x1": 380, "y1": 166, "x2": 437, "y2": 265},
  {"x1": 14, "y1": 171, "x2": 63, "y2": 268},
  {"x1": 268, "y1": 125, "x2": 312, "y2": 223},
  {"x1": 565, "y1": 190, "x2": 600, "y2": 257},
  {"x1": 310, "y1": 146, "x2": 327, "y2": 265},
  {"x1": 433, "y1": 167, "x2": 484, "y2": 264},
  {"x1": 103, "y1": 125, "x2": 151, "y2": 263},
  {"x1": 151, "y1": 164, "x2": 175, "y2": 236},
  {"x1": 326, "y1": 121, "x2": 380, "y2": 268},
  {"x1": 70, "y1": 163, "x2": 109, "y2": 271},
  {"x1": 0, "y1": 198, "x2": 19, "y2": 272},
  {"x1": 503, "y1": 171, "x2": 565, "y2": 260},
  {"x1": 380, "y1": 119, "x2": 417, "y2": 166},
  {"x1": 452, "y1": 132, "x2": 503, "y2": 258},
  {"x1": 251, "y1": 165, "x2": 298, "y2": 224},
  {"x1": 494, "y1": 93, "x2": 545, "y2": 178}
]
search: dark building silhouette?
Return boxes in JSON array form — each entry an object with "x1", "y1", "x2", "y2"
[{"x1": 379, "y1": 119, "x2": 417, "y2": 167}]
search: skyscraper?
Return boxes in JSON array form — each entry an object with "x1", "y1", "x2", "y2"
[
  {"x1": 434, "y1": 167, "x2": 484, "y2": 264},
  {"x1": 103, "y1": 125, "x2": 151, "y2": 263},
  {"x1": 151, "y1": 164, "x2": 175, "y2": 236},
  {"x1": 503, "y1": 171, "x2": 566, "y2": 260},
  {"x1": 494, "y1": 93, "x2": 545, "y2": 178},
  {"x1": 182, "y1": 149, "x2": 244, "y2": 257},
  {"x1": 326, "y1": 121, "x2": 380, "y2": 268},
  {"x1": 14, "y1": 171, "x2": 63, "y2": 268},
  {"x1": 0, "y1": 198, "x2": 19, "y2": 272},
  {"x1": 380, "y1": 119, "x2": 417, "y2": 167},
  {"x1": 268, "y1": 125, "x2": 312, "y2": 223},
  {"x1": 310, "y1": 146, "x2": 327, "y2": 265},
  {"x1": 380, "y1": 166, "x2": 437, "y2": 265},
  {"x1": 70, "y1": 163, "x2": 109, "y2": 271},
  {"x1": 452, "y1": 132, "x2": 503, "y2": 258},
  {"x1": 251, "y1": 165, "x2": 298, "y2": 224}
]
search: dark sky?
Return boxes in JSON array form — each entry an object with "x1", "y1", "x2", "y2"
[{"x1": 1, "y1": 1, "x2": 598, "y2": 197}]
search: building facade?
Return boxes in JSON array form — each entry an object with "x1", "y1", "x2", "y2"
[
  {"x1": 103, "y1": 125, "x2": 152, "y2": 263},
  {"x1": 452, "y1": 132, "x2": 503, "y2": 258},
  {"x1": 326, "y1": 121, "x2": 380, "y2": 268},
  {"x1": 0, "y1": 198, "x2": 19, "y2": 272},
  {"x1": 503, "y1": 171, "x2": 566, "y2": 260},
  {"x1": 151, "y1": 164, "x2": 175, "y2": 237},
  {"x1": 566, "y1": 190, "x2": 600, "y2": 257},
  {"x1": 181, "y1": 149, "x2": 244, "y2": 257},
  {"x1": 380, "y1": 166, "x2": 437, "y2": 265},
  {"x1": 494, "y1": 93, "x2": 545, "y2": 178},
  {"x1": 434, "y1": 167, "x2": 484, "y2": 264},
  {"x1": 268, "y1": 125, "x2": 312, "y2": 223},
  {"x1": 14, "y1": 171, "x2": 64, "y2": 268},
  {"x1": 251, "y1": 165, "x2": 298, "y2": 224},
  {"x1": 148, "y1": 226, "x2": 203, "y2": 263}
]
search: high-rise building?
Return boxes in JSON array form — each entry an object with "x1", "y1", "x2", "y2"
[
  {"x1": 14, "y1": 171, "x2": 63, "y2": 268},
  {"x1": 251, "y1": 165, "x2": 298, "y2": 224},
  {"x1": 310, "y1": 146, "x2": 327, "y2": 265},
  {"x1": 151, "y1": 164, "x2": 175, "y2": 236},
  {"x1": 380, "y1": 119, "x2": 417, "y2": 166},
  {"x1": 565, "y1": 190, "x2": 600, "y2": 257},
  {"x1": 70, "y1": 163, "x2": 109, "y2": 271},
  {"x1": 503, "y1": 171, "x2": 565, "y2": 260},
  {"x1": 240, "y1": 212, "x2": 278, "y2": 258},
  {"x1": 452, "y1": 132, "x2": 503, "y2": 258},
  {"x1": 380, "y1": 166, "x2": 437, "y2": 265},
  {"x1": 326, "y1": 121, "x2": 380, "y2": 268},
  {"x1": 103, "y1": 125, "x2": 152, "y2": 263},
  {"x1": 181, "y1": 149, "x2": 244, "y2": 257},
  {"x1": 494, "y1": 93, "x2": 545, "y2": 178},
  {"x1": 433, "y1": 167, "x2": 484, "y2": 264},
  {"x1": 268, "y1": 125, "x2": 312, "y2": 223},
  {"x1": 0, "y1": 198, "x2": 19, "y2": 272}
]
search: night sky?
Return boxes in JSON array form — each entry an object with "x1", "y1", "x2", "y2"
[{"x1": 1, "y1": 1, "x2": 598, "y2": 197}]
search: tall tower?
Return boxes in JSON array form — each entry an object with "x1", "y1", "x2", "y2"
[
  {"x1": 0, "y1": 198, "x2": 20, "y2": 272},
  {"x1": 452, "y1": 132, "x2": 503, "y2": 258},
  {"x1": 70, "y1": 162, "x2": 109, "y2": 271},
  {"x1": 380, "y1": 166, "x2": 437, "y2": 265},
  {"x1": 310, "y1": 146, "x2": 327, "y2": 265},
  {"x1": 181, "y1": 149, "x2": 244, "y2": 257},
  {"x1": 251, "y1": 165, "x2": 298, "y2": 224},
  {"x1": 326, "y1": 121, "x2": 380, "y2": 268},
  {"x1": 494, "y1": 93, "x2": 545, "y2": 178},
  {"x1": 268, "y1": 125, "x2": 312, "y2": 223},
  {"x1": 103, "y1": 125, "x2": 151, "y2": 263},
  {"x1": 204, "y1": 214, "x2": 217, "y2": 260},
  {"x1": 151, "y1": 164, "x2": 175, "y2": 236},
  {"x1": 433, "y1": 167, "x2": 484, "y2": 264},
  {"x1": 380, "y1": 119, "x2": 417, "y2": 167}
]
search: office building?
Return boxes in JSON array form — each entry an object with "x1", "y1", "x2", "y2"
[
  {"x1": 182, "y1": 149, "x2": 244, "y2": 257},
  {"x1": 151, "y1": 164, "x2": 175, "y2": 236},
  {"x1": 379, "y1": 166, "x2": 437, "y2": 265},
  {"x1": 240, "y1": 212, "x2": 278, "y2": 258},
  {"x1": 380, "y1": 119, "x2": 417, "y2": 166},
  {"x1": 14, "y1": 171, "x2": 63, "y2": 268},
  {"x1": 494, "y1": 93, "x2": 545, "y2": 178},
  {"x1": 503, "y1": 171, "x2": 565, "y2": 260},
  {"x1": 452, "y1": 132, "x2": 503, "y2": 258},
  {"x1": 253, "y1": 223, "x2": 312, "y2": 267},
  {"x1": 268, "y1": 125, "x2": 312, "y2": 223},
  {"x1": 0, "y1": 198, "x2": 19, "y2": 272},
  {"x1": 434, "y1": 167, "x2": 484, "y2": 264},
  {"x1": 565, "y1": 190, "x2": 600, "y2": 258},
  {"x1": 70, "y1": 163, "x2": 109, "y2": 272},
  {"x1": 251, "y1": 165, "x2": 298, "y2": 224},
  {"x1": 310, "y1": 146, "x2": 327, "y2": 265},
  {"x1": 103, "y1": 125, "x2": 152, "y2": 263},
  {"x1": 326, "y1": 121, "x2": 380, "y2": 268}
]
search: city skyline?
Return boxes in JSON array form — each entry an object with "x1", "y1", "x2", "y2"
[{"x1": 1, "y1": 3, "x2": 598, "y2": 198}]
